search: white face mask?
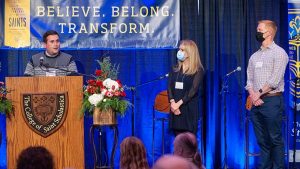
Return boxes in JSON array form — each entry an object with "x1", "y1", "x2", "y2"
[{"x1": 177, "y1": 50, "x2": 185, "y2": 61}]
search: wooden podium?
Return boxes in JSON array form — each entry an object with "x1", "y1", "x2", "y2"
[{"x1": 5, "y1": 76, "x2": 85, "y2": 169}]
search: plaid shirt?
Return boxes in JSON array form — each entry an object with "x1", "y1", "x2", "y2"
[{"x1": 245, "y1": 42, "x2": 288, "y2": 93}]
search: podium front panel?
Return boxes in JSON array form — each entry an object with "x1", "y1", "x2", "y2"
[{"x1": 6, "y1": 76, "x2": 84, "y2": 169}]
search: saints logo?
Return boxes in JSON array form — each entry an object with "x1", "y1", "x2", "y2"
[
  {"x1": 22, "y1": 93, "x2": 68, "y2": 137},
  {"x1": 289, "y1": 15, "x2": 300, "y2": 110}
]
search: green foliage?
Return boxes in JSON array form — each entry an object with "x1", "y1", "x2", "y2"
[
  {"x1": 96, "y1": 57, "x2": 119, "y2": 80},
  {"x1": 97, "y1": 98, "x2": 130, "y2": 117},
  {"x1": 0, "y1": 82, "x2": 13, "y2": 116},
  {"x1": 0, "y1": 99, "x2": 13, "y2": 116},
  {"x1": 80, "y1": 95, "x2": 93, "y2": 116},
  {"x1": 80, "y1": 93, "x2": 130, "y2": 117}
]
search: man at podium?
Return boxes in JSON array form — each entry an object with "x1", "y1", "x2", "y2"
[{"x1": 24, "y1": 30, "x2": 78, "y2": 76}]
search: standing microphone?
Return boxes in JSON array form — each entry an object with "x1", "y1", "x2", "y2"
[
  {"x1": 39, "y1": 57, "x2": 44, "y2": 67},
  {"x1": 226, "y1": 66, "x2": 241, "y2": 76}
]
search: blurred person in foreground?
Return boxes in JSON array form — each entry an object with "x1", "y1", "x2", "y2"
[
  {"x1": 120, "y1": 136, "x2": 149, "y2": 169},
  {"x1": 17, "y1": 146, "x2": 54, "y2": 169},
  {"x1": 152, "y1": 155, "x2": 197, "y2": 169},
  {"x1": 174, "y1": 132, "x2": 205, "y2": 169}
]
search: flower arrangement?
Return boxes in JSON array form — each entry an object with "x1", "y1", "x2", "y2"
[
  {"x1": 0, "y1": 81, "x2": 13, "y2": 116},
  {"x1": 80, "y1": 57, "x2": 129, "y2": 116}
]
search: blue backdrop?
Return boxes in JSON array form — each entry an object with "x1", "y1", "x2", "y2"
[{"x1": 0, "y1": 0, "x2": 290, "y2": 169}]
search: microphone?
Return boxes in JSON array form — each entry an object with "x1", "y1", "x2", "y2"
[
  {"x1": 39, "y1": 57, "x2": 44, "y2": 67},
  {"x1": 133, "y1": 73, "x2": 169, "y2": 88},
  {"x1": 226, "y1": 66, "x2": 241, "y2": 76},
  {"x1": 159, "y1": 73, "x2": 169, "y2": 79},
  {"x1": 42, "y1": 63, "x2": 95, "y2": 78}
]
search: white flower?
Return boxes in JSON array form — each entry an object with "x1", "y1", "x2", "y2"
[
  {"x1": 103, "y1": 78, "x2": 112, "y2": 87},
  {"x1": 103, "y1": 78, "x2": 119, "y2": 92},
  {"x1": 88, "y1": 94, "x2": 104, "y2": 106},
  {"x1": 103, "y1": 99, "x2": 107, "y2": 102},
  {"x1": 101, "y1": 88, "x2": 107, "y2": 95}
]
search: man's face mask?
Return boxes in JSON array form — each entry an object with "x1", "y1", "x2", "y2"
[{"x1": 256, "y1": 31, "x2": 266, "y2": 43}]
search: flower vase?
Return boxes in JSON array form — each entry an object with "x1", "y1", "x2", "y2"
[{"x1": 93, "y1": 107, "x2": 117, "y2": 125}]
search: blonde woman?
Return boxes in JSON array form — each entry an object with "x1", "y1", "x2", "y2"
[{"x1": 168, "y1": 40, "x2": 204, "y2": 135}]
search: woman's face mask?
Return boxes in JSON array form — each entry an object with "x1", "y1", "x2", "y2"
[{"x1": 177, "y1": 50, "x2": 185, "y2": 61}]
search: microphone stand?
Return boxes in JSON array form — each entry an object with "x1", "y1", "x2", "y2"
[
  {"x1": 125, "y1": 74, "x2": 168, "y2": 136},
  {"x1": 220, "y1": 75, "x2": 230, "y2": 169},
  {"x1": 220, "y1": 67, "x2": 240, "y2": 169}
]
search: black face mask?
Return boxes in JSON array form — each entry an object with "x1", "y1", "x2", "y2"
[{"x1": 256, "y1": 32, "x2": 265, "y2": 43}]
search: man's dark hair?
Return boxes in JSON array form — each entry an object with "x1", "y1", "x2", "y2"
[
  {"x1": 43, "y1": 30, "x2": 59, "y2": 43},
  {"x1": 17, "y1": 146, "x2": 54, "y2": 169}
]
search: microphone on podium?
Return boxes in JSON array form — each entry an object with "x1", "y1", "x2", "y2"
[
  {"x1": 39, "y1": 57, "x2": 44, "y2": 67},
  {"x1": 40, "y1": 61, "x2": 95, "y2": 78},
  {"x1": 226, "y1": 66, "x2": 241, "y2": 76}
]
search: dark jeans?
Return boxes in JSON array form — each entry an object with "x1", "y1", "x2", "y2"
[{"x1": 251, "y1": 95, "x2": 285, "y2": 169}]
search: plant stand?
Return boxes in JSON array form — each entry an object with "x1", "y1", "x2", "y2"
[
  {"x1": 90, "y1": 124, "x2": 118, "y2": 169},
  {"x1": 91, "y1": 108, "x2": 118, "y2": 169}
]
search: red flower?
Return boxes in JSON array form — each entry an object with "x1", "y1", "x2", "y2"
[
  {"x1": 87, "y1": 80, "x2": 96, "y2": 86},
  {"x1": 87, "y1": 86, "x2": 96, "y2": 94},
  {"x1": 120, "y1": 91, "x2": 126, "y2": 97},
  {"x1": 116, "y1": 80, "x2": 122, "y2": 87},
  {"x1": 96, "y1": 80, "x2": 103, "y2": 87},
  {"x1": 114, "y1": 91, "x2": 120, "y2": 96},
  {"x1": 95, "y1": 70, "x2": 102, "y2": 76}
]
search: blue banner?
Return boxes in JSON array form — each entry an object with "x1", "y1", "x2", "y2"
[
  {"x1": 288, "y1": 0, "x2": 300, "y2": 166},
  {"x1": 1, "y1": 0, "x2": 180, "y2": 49}
]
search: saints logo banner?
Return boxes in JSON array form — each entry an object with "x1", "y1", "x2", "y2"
[
  {"x1": 289, "y1": 0, "x2": 300, "y2": 165},
  {"x1": 22, "y1": 93, "x2": 68, "y2": 137},
  {"x1": 4, "y1": 0, "x2": 30, "y2": 47},
  {"x1": 1, "y1": 0, "x2": 179, "y2": 49}
]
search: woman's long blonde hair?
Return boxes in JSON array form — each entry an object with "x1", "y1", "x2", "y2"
[{"x1": 174, "y1": 40, "x2": 203, "y2": 75}]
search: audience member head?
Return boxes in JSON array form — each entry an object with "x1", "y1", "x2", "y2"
[
  {"x1": 152, "y1": 155, "x2": 197, "y2": 169},
  {"x1": 174, "y1": 132, "x2": 203, "y2": 169},
  {"x1": 17, "y1": 146, "x2": 54, "y2": 169},
  {"x1": 120, "y1": 136, "x2": 149, "y2": 169}
]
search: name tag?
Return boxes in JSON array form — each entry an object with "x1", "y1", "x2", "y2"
[
  {"x1": 175, "y1": 82, "x2": 183, "y2": 89},
  {"x1": 46, "y1": 70, "x2": 56, "y2": 76},
  {"x1": 255, "y1": 62, "x2": 263, "y2": 68}
]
